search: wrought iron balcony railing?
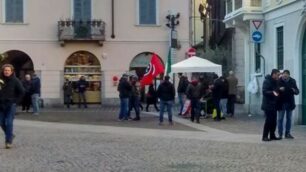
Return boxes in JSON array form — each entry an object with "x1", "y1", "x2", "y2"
[{"x1": 58, "y1": 20, "x2": 106, "y2": 46}]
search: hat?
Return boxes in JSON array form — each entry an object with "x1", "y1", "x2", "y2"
[{"x1": 122, "y1": 73, "x2": 129, "y2": 78}]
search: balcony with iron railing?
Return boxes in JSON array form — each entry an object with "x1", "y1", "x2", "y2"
[
  {"x1": 58, "y1": 19, "x2": 106, "y2": 46},
  {"x1": 224, "y1": 0, "x2": 263, "y2": 24}
]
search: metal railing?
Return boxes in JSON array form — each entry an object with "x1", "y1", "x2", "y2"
[{"x1": 58, "y1": 20, "x2": 106, "y2": 43}]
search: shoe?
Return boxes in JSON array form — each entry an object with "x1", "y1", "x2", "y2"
[
  {"x1": 196, "y1": 120, "x2": 200, "y2": 124},
  {"x1": 221, "y1": 117, "x2": 226, "y2": 120},
  {"x1": 214, "y1": 118, "x2": 221, "y2": 121},
  {"x1": 270, "y1": 136, "x2": 281, "y2": 140},
  {"x1": 262, "y1": 137, "x2": 271, "y2": 142},
  {"x1": 133, "y1": 118, "x2": 140, "y2": 121},
  {"x1": 146, "y1": 109, "x2": 149, "y2": 112},
  {"x1": 285, "y1": 134, "x2": 294, "y2": 139},
  {"x1": 5, "y1": 143, "x2": 12, "y2": 149}
]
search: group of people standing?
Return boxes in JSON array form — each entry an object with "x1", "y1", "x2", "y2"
[
  {"x1": 63, "y1": 76, "x2": 89, "y2": 109},
  {"x1": 261, "y1": 69, "x2": 299, "y2": 141},
  {"x1": 177, "y1": 71, "x2": 238, "y2": 123}
]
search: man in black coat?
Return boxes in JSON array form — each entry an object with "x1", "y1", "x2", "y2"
[
  {"x1": 277, "y1": 70, "x2": 299, "y2": 139},
  {"x1": 177, "y1": 73, "x2": 189, "y2": 115},
  {"x1": 117, "y1": 74, "x2": 132, "y2": 121},
  {"x1": 261, "y1": 69, "x2": 281, "y2": 141},
  {"x1": 0, "y1": 64, "x2": 25, "y2": 149},
  {"x1": 157, "y1": 76, "x2": 175, "y2": 125}
]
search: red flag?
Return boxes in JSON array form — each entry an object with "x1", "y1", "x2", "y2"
[{"x1": 140, "y1": 53, "x2": 164, "y2": 86}]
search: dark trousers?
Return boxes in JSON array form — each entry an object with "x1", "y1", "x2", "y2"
[
  {"x1": 78, "y1": 92, "x2": 87, "y2": 108},
  {"x1": 22, "y1": 94, "x2": 31, "y2": 111},
  {"x1": 213, "y1": 98, "x2": 221, "y2": 119},
  {"x1": 146, "y1": 103, "x2": 159, "y2": 112},
  {"x1": 128, "y1": 96, "x2": 140, "y2": 119},
  {"x1": 190, "y1": 98, "x2": 200, "y2": 122},
  {"x1": 227, "y1": 94, "x2": 236, "y2": 115},
  {"x1": 263, "y1": 110, "x2": 277, "y2": 139},
  {"x1": 64, "y1": 94, "x2": 72, "y2": 108}
]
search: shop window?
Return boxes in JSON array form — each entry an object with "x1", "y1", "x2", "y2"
[
  {"x1": 138, "y1": 0, "x2": 157, "y2": 25},
  {"x1": 276, "y1": 26, "x2": 284, "y2": 70},
  {"x1": 5, "y1": 0, "x2": 23, "y2": 23}
]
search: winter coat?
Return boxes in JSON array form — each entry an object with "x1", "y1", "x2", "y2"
[
  {"x1": 276, "y1": 77, "x2": 299, "y2": 111},
  {"x1": 0, "y1": 74, "x2": 25, "y2": 109},
  {"x1": 31, "y1": 76, "x2": 41, "y2": 95},
  {"x1": 261, "y1": 75, "x2": 279, "y2": 111},
  {"x1": 177, "y1": 77, "x2": 189, "y2": 93},
  {"x1": 77, "y1": 79, "x2": 89, "y2": 93},
  {"x1": 63, "y1": 81, "x2": 73, "y2": 96},
  {"x1": 212, "y1": 77, "x2": 228, "y2": 100},
  {"x1": 157, "y1": 81, "x2": 175, "y2": 101},
  {"x1": 22, "y1": 80, "x2": 32, "y2": 95},
  {"x1": 220, "y1": 77, "x2": 229, "y2": 99},
  {"x1": 227, "y1": 75, "x2": 238, "y2": 95},
  {"x1": 117, "y1": 77, "x2": 132, "y2": 98},
  {"x1": 185, "y1": 81, "x2": 203, "y2": 99}
]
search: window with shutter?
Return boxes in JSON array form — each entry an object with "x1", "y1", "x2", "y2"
[
  {"x1": 74, "y1": 0, "x2": 91, "y2": 21},
  {"x1": 5, "y1": 0, "x2": 23, "y2": 23},
  {"x1": 139, "y1": 0, "x2": 156, "y2": 25}
]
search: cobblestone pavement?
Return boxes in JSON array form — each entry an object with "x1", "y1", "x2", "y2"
[{"x1": 0, "y1": 119, "x2": 305, "y2": 172}]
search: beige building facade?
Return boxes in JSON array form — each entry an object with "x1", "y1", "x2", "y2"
[{"x1": 0, "y1": 0, "x2": 190, "y2": 106}]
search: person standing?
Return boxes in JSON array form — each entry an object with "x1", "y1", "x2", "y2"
[
  {"x1": 31, "y1": 73, "x2": 41, "y2": 115},
  {"x1": 128, "y1": 76, "x2": 141, "y2": 121},
  {"x1": 219, "y1": 76, "x2": 229, "y2": 116},
  {"x1": 146, "y1": 84, "x2": 159, "y2": 112},
  {"x1": 261, "y1": 69, "x2": 282, "y2": 141},
  {"x1": 0, "y1": 64, "x2": 25, "y2": 149},
  {"x1": 177, "y1": 73, "x2": 189, "y2": 115},
  {"x1": 227, "y1": 71, "x2": 238, "y2": 117},
  {"x1": 117, "y1": 74, "x2": 132, "y2": 121},
  {"x1": 157, "y1": 76, "x2": 175, "y2": 125},
  {"x1": 77, "y1": 76, "x2": 89, "y2": 108},
  {"x1": 21, "y1": 74, "x2": 32, "y2": 112},
  {"x1": 186, "y1": 77, "x2": 203, "y2": 123},
  {"x1": 277, "y1": 70, "x2": 299, "y2": 139},
  {"x1": 63, "y1": 78, "x2": 73, "y2": 108}
]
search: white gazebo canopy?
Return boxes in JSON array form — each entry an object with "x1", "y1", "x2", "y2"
[{"x1": 171, "y1": 56, "x2": 222, "y2": 76}]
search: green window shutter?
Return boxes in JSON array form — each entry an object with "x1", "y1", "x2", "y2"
[{"x1": 139, "y1": 0, "x2": 156, "y2": 24}]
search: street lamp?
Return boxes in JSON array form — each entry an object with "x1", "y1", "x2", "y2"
[{"x1": 199, "y1": 1, "x2": 210, "y2": 52}]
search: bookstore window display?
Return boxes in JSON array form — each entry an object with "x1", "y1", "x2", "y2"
[{"x1": 64, "y1": 51, "x2": 101, "y2": 103}]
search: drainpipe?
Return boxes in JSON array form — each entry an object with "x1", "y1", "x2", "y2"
[{"x1": 111, "y1": 0, "x2": 115, "y2": 39}]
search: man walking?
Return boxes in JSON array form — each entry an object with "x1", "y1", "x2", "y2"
[
  {"x1": 177, "y1": 73, "x2": 189, "y2": 115},
  {"x1": 227, "y1": 71, "x2": 238, "y2": 117},
  {"x1": 117, "y1": 74, "x2": 131, "y2": 121},
  {"x1": 262, "y1": 69, "x2": 281, "y2": 141},
  {"x1": 277, "y1": 70, "x2": 299, "y2": 139},
  {"x1": 128, "y1": 76, "x2": 141, "y2": 121},
  {"x1": 157, "y1": 76, "x2": 175, "y2": 125},
  {"x1": 31, "y1": 73, "x2": 41, "y2": 115},
  {"x1": 0, "y1": 64, "x2": 25, "y2": 149}
]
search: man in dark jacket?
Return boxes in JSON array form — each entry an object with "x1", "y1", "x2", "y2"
[
  {"x1": 177, "y1": 73, "x2": 189, "y2": 115},
  {"x1": 227, "y1": 71, "x2": 238, "y2": 117},
  {"x1": 117, "y1": 74, "x2": 132, "y2": 121},
  {"x1": 186, "y1": 77, "x2": 203, "y2": 123},
  {"x1": 31, "y1": 73, "x2": 41, "y2": 115},
  {"x1": 77, "y1": 76, "x2": 89, "y2": 108},
  {"x1": 261, "y1": 69, "x2": 281, "y2": 141},
  {"x1": 212, "y1": 75, "x2": 223, "y2": 121},
  {"x1": 22, "y1": 74, "x2": 32, "y2": 112},
  {"x1": 63, "y1": 78, "x2": 73, "y2": 108},
  {"x1": 157, "y1": 76, "x2": 175, "y2": 125},
  {"x1": 0, "y1": 64, "x2": 25, "y2": 149},
  {"x1": 277, "y1": 70, "x2": 299, "y2": 139}
]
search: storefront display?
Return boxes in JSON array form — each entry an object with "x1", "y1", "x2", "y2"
[{"x1": 64, "y1": 51, "x2": 101, "y2": 103}]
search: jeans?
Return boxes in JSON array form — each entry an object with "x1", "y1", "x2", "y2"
[
  {"x1": 190, "y1": 98, "x2": 200, "y2": 122},
  {"x1": 220, "y1": 98, "x2": 228, "y2": 115},
  {"x1": 31, "y1": 93, "x2": 40, "y2": 113},
  {"x1": 78, "y1": 92, "x2": 87, "y2": 108},
  {"x1": 159, "y1": 100, "x2": 173, "y2": 123},
  {"x1": 119, "y1": 98, "x2": 129, "y2": 120},
  {"x1": 263, "y1": 110, "x2": 277, "y2": 139},
  {"x1": 0, "y1": 103, "x2": 16, "y2": 144},
  {"x1": 128, "y1": 96, "x2": 140, "y2": 119},
  {"x1": 178, "y1": 93, "x2": 185, "y2": 114},
  {"x1": 64, "y1": 94, "x2": 72, "y2": 108},
  {"x1": 278, "y1": 103, "x2": 293, "y2": 137}
]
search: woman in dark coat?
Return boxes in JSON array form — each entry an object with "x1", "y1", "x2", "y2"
[
  {"x1": 146, "y1": 84, "x2": 159, "y2": 112},
  {"x1": 21, "y1": 74, "x2": 32, "y2": 112}
]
